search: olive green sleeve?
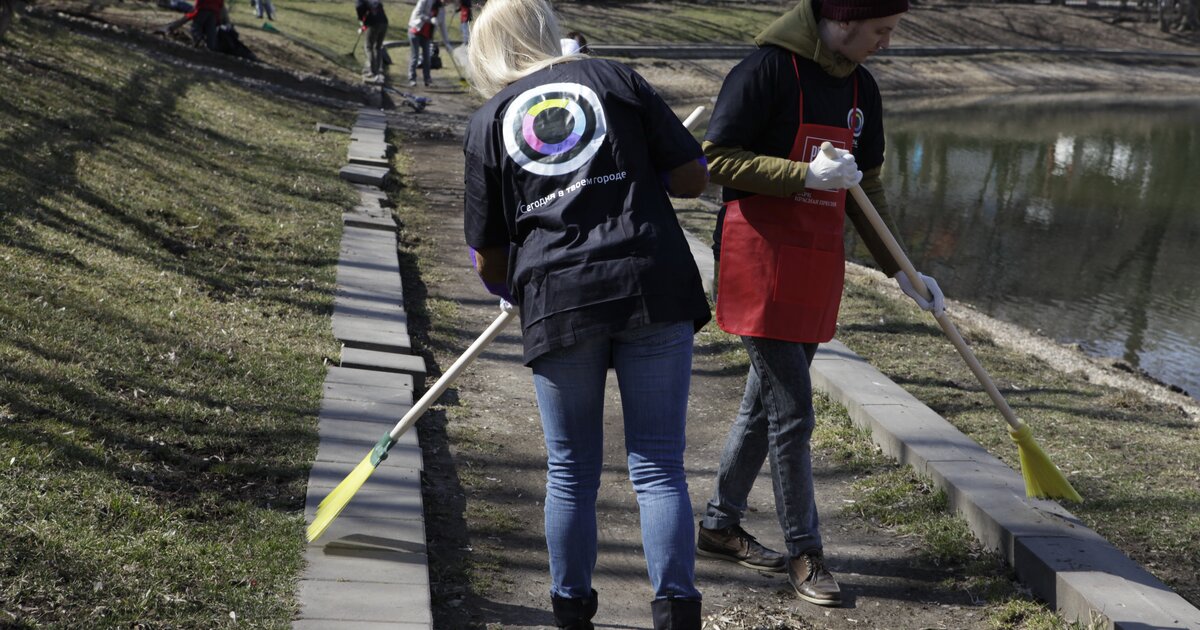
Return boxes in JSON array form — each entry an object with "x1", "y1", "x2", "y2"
[
  {"x1": 705, "y1": 140, "x2": 907, "y2": 277},
  {"x1": 703, "y1": 141, "x2": 810, "y2": 198},
  {"x1": 844, "y1": 166, "x2": 903, "y2": 277}
]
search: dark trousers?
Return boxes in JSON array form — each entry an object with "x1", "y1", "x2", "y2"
[
  {"x1": 365, "y1": 23, "x2": 388, "y2": 75},
  {"x1": 191, "y1": 9, "x2": 219, "y2": 51}
]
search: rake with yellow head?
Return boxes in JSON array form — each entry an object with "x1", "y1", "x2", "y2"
[
  {"x1": 307, "y1": 301, "x2": 517, "y2": 542},
  {"x1": 820, "y1": 142, "x2": 1081, "y2": 502}
]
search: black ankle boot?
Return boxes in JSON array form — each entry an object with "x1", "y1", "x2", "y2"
[
  {"x1": 650, "y1": 597, "x2": 702, "y2": 630},
  {"x1": 551, "y1": 589, "x2": 598, "y2": 629}
]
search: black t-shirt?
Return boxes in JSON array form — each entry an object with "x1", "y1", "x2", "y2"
[
  {"x1": 705, "y1": 45, "x2": 886, "y2": 203},
  {"x1": 355, "y1": 0, "x2": 387, "y2": 26},
  {"x1": 463, "y1": 57, "x2": 711, "y2": 363}
]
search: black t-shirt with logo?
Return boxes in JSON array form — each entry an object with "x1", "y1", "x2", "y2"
[
  {"x1": 705, "y1": 45, "x2": 886, "y2": 203},
  {"x1": 464, "y1": 57, "x2": 710, "y2": 363}
]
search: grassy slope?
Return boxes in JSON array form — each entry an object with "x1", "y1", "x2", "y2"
[
  {"x1": 555, "y1": 1, "x2": 782, "y2": 44},
  {"x1": 52, "y1": 0, "x2": 373, "y2": 83},
  {"x1": 0, "y1": 16, "x2": 354, "y2": 628}
]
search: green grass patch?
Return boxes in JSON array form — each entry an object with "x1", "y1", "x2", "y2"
[
  {"x1": 811, "y1": 397, "x2": 1067, "y2": 625},
  {"x1": 555, "y1": 1, "x2": 782, "y2": 44},
  {"x1": 48, "y1": 0, "x2": 372, "y2": 82},
  {"x1": 1, "y1": 17, "x2": 354, "y2": 627},
  {"x1": 835, "y1": 270, "x2": 1200, "y2": 605}
]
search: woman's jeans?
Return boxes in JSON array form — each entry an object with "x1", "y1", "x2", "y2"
[
  {"x1": 408, "y1": 33, "x2": 431, "y2": 83},
  {"x1": 531, "y1": 321, "x2": 701, "y2": 602},
  {"x1": 701, "y1": 337, "x2": 821, "y2": 559}
]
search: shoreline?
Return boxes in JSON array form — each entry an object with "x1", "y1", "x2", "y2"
[{"x1": 845, "y1": 263, "x2": 1200, "y2": 421}]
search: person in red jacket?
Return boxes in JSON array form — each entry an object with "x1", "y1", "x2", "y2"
[
  {"x1": 458, "y1": 0, "x2": 472, "y2": 45},
  {"x1": 407, "y1": 0, "x2": 434, "y2": 86},
  {"x1": 186, "y1": 0, "x2": 225, "y2": 50}
]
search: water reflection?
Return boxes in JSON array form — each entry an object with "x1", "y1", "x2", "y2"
[{"x1": 870, "y1": 105, "x2": 1200, "y2": 400}]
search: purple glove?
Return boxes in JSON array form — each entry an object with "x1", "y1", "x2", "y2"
[
  {"x1": 469, "y1": 248, "x2": 514, "y2": 303},
  {"x1": 660, "y1": 156, "x2": 708, "y2": 197}
]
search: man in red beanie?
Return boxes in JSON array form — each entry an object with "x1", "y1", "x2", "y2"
[{"x1": 696, "y1": 0, "x2": 945, "y2": 607}]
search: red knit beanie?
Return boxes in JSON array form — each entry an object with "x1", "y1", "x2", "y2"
[{"x1": 817, "y1": 0, "x2": 909, "y2": 21}]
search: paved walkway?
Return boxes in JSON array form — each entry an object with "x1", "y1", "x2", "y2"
[
  {"x1": 295, "y1": 109, "x2": 432, "y2": 629},
  {"x1": 295, "y1": 108, "x2": 1200, "y2": 629}
]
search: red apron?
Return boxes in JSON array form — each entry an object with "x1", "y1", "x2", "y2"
[{"x1": 716, "y1": 56, "x2": 857, "y2": 343}]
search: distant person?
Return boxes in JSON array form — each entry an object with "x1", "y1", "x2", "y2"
[
  {"x1": 560, "y1": 29, "x2": 589, "y2": 55},
  {"x1": 432, "y1": 0, "x2": 453, "y2": 50},
  {"x1": 457, "y1": 0, "x2": 471, "y2": 45},
  {"x1": 697, "y1": 0, "x2": 945, "y2": 609},
  {"x1": 464, "y1": 0, "x2": 710, "y2": 626},
  {"x1": 407, "y1": 0, "x2": 434, "y2": 86},
  {"x1": 356, "y1": 0, "x2": 389, "y2": 83},
  {"x1": 254, "y1": 0, "x2": 274, "y2": 22},
  {"x1": 185, "y1": 0, "x2": 225, "y2": 50}
]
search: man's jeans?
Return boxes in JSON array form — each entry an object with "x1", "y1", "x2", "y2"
[
  {"x1": 702, "y1": 337, "x2": 821, "y2": 558},
  {"x1": 531, "y1": 321, "x2": 701, "y2": 602},
  {"x1": 408, "y1": 33, "x2": 431, "y2": 83}
]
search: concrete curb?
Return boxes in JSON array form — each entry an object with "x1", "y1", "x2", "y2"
[
  {"x1": 812, "y1": 341, "x2": 1200, "y2": 629},
  {"x1": 296, "y1": 109, "x2": 433, "y2": 629}
]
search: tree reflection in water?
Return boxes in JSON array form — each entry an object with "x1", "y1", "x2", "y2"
[{"x1": 860, "y1": 105, "x2": 1200, "y2": 400}]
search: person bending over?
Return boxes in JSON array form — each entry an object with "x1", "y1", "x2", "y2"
[{"x1": 464, "y1": 0, "x2": 711, "y2": 627}]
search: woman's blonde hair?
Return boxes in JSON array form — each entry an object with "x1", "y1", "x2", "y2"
[{"x1": 467, "y1": 0, "x2": 583, "y2": 98}]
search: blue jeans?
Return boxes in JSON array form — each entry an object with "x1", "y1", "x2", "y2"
[
  {"x1": 702, "y1": 337, "x2": 821, "y2": 558},
  {"x1": 531, "y1": 321, "x2": 701, "y2": 602},
  {"x1": 254, "y1": 0, "x2": 274, "y2": 20},
  {"x1": 408, "y1": 33, "x2": 431, "y2": 83}
]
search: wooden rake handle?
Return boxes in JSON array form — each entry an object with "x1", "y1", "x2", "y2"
[
  {"x1": 387, "y1": 302, "x2": 517, "y2": 442},
  {"x1": 820, "y1": 142, "x2": 1023, "y2": 431}
]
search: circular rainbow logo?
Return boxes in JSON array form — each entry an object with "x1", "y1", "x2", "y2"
[
  {"x1": 503, "y1": 82, "x2": 607, "y2": 176},
  {"x1": 847, "y1": 107, "x2": 866, "y2": 138}
]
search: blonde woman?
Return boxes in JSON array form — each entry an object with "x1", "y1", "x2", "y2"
[{"x1": 462, "y1": 0, "x2": 709, "y2": 627}]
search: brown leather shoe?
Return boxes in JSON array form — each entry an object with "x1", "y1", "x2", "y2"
[
  {"x1": 696, "y1": 522, "x2": 785, "y2": 572},
  {"x1": 788, "y1": 552, "x2": 841, "y2": 607}
]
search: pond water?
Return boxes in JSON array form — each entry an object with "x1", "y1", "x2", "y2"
[{"x1": 872, "y1": 104, "x2": 1200, "y2": 400}]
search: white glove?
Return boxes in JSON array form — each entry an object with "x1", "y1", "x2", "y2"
[
  {"x1": 894, "y1": 271, "x2": 945, "y2": 316},
  {"x1": 560, "y1": 38, "x2": 582, "y2": 55},
  {"x1": 804, "y1": 146, "x2": 862, "y2": 191}
]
